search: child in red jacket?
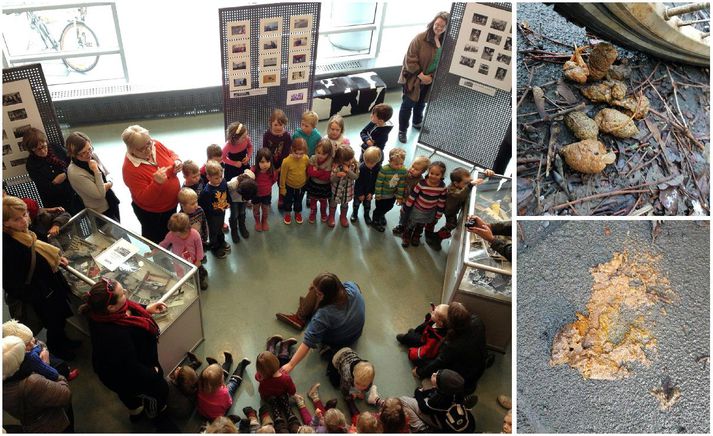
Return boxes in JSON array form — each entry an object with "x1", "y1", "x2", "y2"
[{"x1": 396, "y1": 303, "x2": 448, "y2": 366}]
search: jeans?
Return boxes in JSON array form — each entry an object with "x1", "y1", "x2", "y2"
[
  {"x1": 229, "y1": 202, "x2": 246, "y2": 227},
  {"x1": 283, "y1": 186, "x2": 305, "y2": 213},
  {"x1": 207, "y1": 212, "x2": 226, "y2": 252},
  {"x1": 398, "y1": 84, "x2": 430, "y2": 133}
]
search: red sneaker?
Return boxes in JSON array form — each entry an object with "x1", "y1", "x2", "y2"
[
  {"x1": 68, "y1": 368, "x2": 80, "y2": 381},
  {"x1": 295, "y1": 213, "x2": 303, "y2": 224},
  {"x1": 283, "y1": 213, "x2": 292, "y2": 225}
]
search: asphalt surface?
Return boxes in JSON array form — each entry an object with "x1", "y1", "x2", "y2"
[{"x1": 517, "y1": 221, "x2": 710, "y2": 433}]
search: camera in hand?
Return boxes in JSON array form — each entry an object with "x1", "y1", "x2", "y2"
[{"x1": 465, "y1": 218, "x2": 477, "y2": 228}]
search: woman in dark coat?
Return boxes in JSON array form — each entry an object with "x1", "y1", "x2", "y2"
[
  {"x1": 22, "y1": 128, "x2": 82, "y2": 214},
  {"x1": 2, "y1": 196, "x2": 78, "y2": 360},
  {"x1": 80, "y1": 277, "x2": 169, "y2": 422},
  {"x1": 415, "y1": 302, "x2": 488, "y2": 394}
]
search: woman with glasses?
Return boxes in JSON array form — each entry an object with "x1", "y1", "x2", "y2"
[
  {"x1": 66, "y1": 132, "x2": 121, "y2": 222},
  {"x1": 396, "y1": 11, "x2": 450, "y2": 144},
  {"x1": 80, "y1": 276, "x2": 169, "y2": 423},
  {"x1": 121, "y1": 125, "x2": 183, "y2": 243},
  {"x1": 2, "y1": 196, "x2": 79, "y2": 361},
  {"x1": 21, "y1": 128, "x2": 83, "y2": 214}
]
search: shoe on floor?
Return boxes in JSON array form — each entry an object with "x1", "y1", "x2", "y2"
[
  {"x1": 275, "y1": 312, "x2": 305, "y2": 330},
  {"x1": 412, "y1": 122, "x2": 422, "y2": 130},
  {"x1": 497, "y1": 394, "x2": 512, "y2": 410},
  {"x1": 398, "y1": 131, "x2": 407, "y2": 143},
  {"x1": 295, "y1": 213, "x2": 303, "y2": 224},
  {"x1": 283, "y1": 213, "x2": 292, "y2": 225}
]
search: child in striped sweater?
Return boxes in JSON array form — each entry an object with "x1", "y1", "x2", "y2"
[
  {"x1": 401, "y1": 161, "x2": 447, "y2": 248},
  {"x1": 370, "y1": 148, "x2": 407, "y2": 232}
]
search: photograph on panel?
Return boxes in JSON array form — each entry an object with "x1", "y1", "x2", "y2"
[
  {"x1": 517, "y1": 220, "x2": 710, "y2": 433},
  {"x1": 516, "y1": 3, "x2": 709, "y2": 216}
]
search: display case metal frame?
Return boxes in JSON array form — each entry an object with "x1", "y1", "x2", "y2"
[
  {"x1": 58, "y1": 209, "x2": 204, "y2": 372},
  {"x1": 442, "y1": 172, "x2": 512, "y2": 352}
]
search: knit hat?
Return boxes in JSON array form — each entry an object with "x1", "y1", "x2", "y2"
[
  {"x1": 22, "y1": 198, "x2": 39, "y2": 220},
  {"x1": 2, "y1": 319, "x2": 33, "y2": 344},
  {"x1": 436, "y1": 369, "x2": 465, "y2": 395},
  {"x1": 3, "y1": 336, "x2": 26, "y2": 380}
]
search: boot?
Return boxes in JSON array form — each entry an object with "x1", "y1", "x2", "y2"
[
  {"x1": 319, "y1": 200, "x2": 328, "y2": 223},
  {"x1": 258, "y1": 405, "x2": 274, "y2": 426},
  {"x1": 278, "y1": 338, "x2": 297, "y2": 361},
  {"x1": 261, "y1": 205, "x2": 269, "y2": 231},
  {"x1": 392, "y1": 224, "x2": 404, "y2": 235},
  {"x1": 308, "y1": 382, "x2": 321, "y2": 404},
  {"x1": 325, "y1": 399, "x2": 338, "y2": 410},
  {"x1": 243, "y1": 407, "x2": 260, "y2": 432},
  {"x1": 340, "y1": 207, "x2": 349, "y2": 228},
  {"x1": 363, "y1": 202, "x2": 372, "y2": 225},
  {"x1": 286, "y1": 409, "x2": 301, "y2": 433},
  {"x1": 198, "y1": 265, "x2": 208, "y2": 291},
  {"x1": 238, "y1": 217, "x2": 249, "y2": 239},
  {"x1": 266, "y1": 335, "x2": 283, "y2": 354},
  {"x1": 401, "y1": 227, "x2": 412, "y2": 248},
  {"x1": 276, "y1": 312, "x2": 305, "y2": 330},
  {"x1": 185, "y1": 351, "x2": 202, "y2": 370},
  {"x1": 222, "y1": 351, "x2": 234, "y2": 377},
  {"x1": 350, "y1": 202, "x2": 359, "y2": 223},
  {"x1": 230, "y1": 219, "x2": 239, "y2": 243},
  {"x1": 231, "y1": 357, "x2": 251, "y2": 382},
  {"x1": 425, "y1": 230, "x2": 442, "y2": 251},
  {"x1": 327, "y1": 206, "x2": 337, "y2": 228},
  {"x1": 206, "y1": 357, "x2": 218, "y2": 366},
  {"x1": 253, "y1": 207, "x2": 262, "y2": 232},
  {"x1": 411, "y1": 225, "x2": 423, "y2": 247},
  {"x1": 437, "y1": 227, "x2": 451, "y2": 240},
  {"x1": 309, "y1": 198, "x2": 318, "y2": 224}
]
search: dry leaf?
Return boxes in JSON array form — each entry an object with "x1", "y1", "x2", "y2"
[
  {"x1": 563, "y1": 45, "x2": 589, "y2": 84},
  {"x1": 557, "y1": 79, "x2": 579, "y2": 105}
]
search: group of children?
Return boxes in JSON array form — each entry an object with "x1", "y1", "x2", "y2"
[
  {"x1": 162, "y1": 300, "x2": 474, "y2": 433},
  {"x1": 153, "y1": 105, "x2": 492, "y2": 291}
]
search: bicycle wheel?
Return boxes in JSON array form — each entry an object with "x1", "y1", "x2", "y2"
[
  {"x1": 553, "y1": 3, "x2": 710, "y2": 66},
  {"x1": 59, "y1": 21, "x2": 100, "y2": 73}
]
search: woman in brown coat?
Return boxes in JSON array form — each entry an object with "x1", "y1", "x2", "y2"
[{"x1": 397, "y1": 11, "x2": 449, "y2": 144}]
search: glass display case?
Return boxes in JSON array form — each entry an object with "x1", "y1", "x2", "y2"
[
  {"x1": 56, "y1": 209, "x2": 204, "y2": 371},
  {"x1": 442, "y1": 172, "x2": 512, "y2": 352}
]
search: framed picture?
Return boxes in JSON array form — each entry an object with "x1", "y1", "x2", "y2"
[
  {"x1": 289, "y1": 51, "x2": 310, "y2": 67},
  {"x1": 496, "y1": 53, "x2": 511, "y2": 65},
  {"x1": 287, "y1": 68, "x2": 309, "y2": 84},
  {"x1": 227, "y1": 20, "x2": 250, "y2": 39},
  {"x1": 469, "y1": 28, "x2": 481, "y2": 43},
  {"x1": 13, "y1": 124, "x2": 32, "y2": 139},
  {"x1": 478, "y1": 63, "x2": 490, "y2": 76},
  {"x1": 2, "y1": 92, "x2": 22, "y2": 106},
  {"x1": 286, "y1": 88, "x2": 308, "y2": 105},
  {"x1": 290, "y1": 35, "x2": 310, "y2": 49},
  {"x1": 261, "y1": 37, "x2": 280, "y2": 53},
  {"x1": 260, "y1": 55, "x2": 279, "y2": 69},
  {"x1": 459, "y1": 56, "x2": 477, "y2": 68},
  {"x1": 260, "y1": 17, "x2": 282, "y2": 35},
  {"x1": 230, "y1": 57, "x2": 250, "y2": 72},
  {"x1": 229, "y1": 41, "x2": 248, "y2": 57},
  {"x1": 7, "y1": 108, "x2": 28, "y2": 122},
  {"x1": 473, "y1": 13, "x2": 488, "y2": 25},
  {"x1": 259, "y1": 71, "x2": 280, "y2": 88},
  {"x1": 290, "y1": 14, "x2": 312, "y2": 32},
  {"x1": 491, "y1": 19, "x2": 508, "y2": 32},
  {"x1": 504, "y1": 37, "x2": 512, "y2": 51},
  {"x1": 229, "y1": 73, "x2": 251, "y2": 91},
  {"x1": 3, "y1": 144, "x2": 11, "y2": 156},
  {"x1": 486, "y1": 33, "x2": 502, "y2": 45},
  {"x1": 495, "y1": 67, "x2": 507, "y2": 81},
  {"x1": 481, "y1": 47, "x2": 494, "y2": 62}
]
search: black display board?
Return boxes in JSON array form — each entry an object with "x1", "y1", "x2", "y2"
[
  {"x1": 219, "y1": 3, "x2": 320, "y2": 158},
  {"x1": 418, "y1": 2, "x2": 512, "y2": 169}
]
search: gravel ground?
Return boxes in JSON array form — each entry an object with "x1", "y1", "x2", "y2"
[{"x1": 517, "y1": 220, "x2": 710, "y2": 433}]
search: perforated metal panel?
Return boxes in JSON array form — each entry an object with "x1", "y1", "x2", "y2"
[
  {"x1": 418, "y1": 2, "x2": 512, "y2": 169},
  {"x1": 219, "y1": 3, "x2": 320, "y2": 159}
]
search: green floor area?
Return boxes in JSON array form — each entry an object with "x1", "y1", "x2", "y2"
[{"x1": 5, "y1": 91, "x2": 511, "y2": 432}]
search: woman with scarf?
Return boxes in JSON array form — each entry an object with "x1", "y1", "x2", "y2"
[
  {"x1": 80, "y1": 277, "x2": 169, "y2": 422},
  {"x1": 396, "y1": 11, "x2": 449, "y2": 144},
  {"x1": 66, "y1": 131, "x2": 121, "y2": 222},
  {"x1": 22, "y1": 128, "x2": 83, "y2": 214},
  {"x1": 2, "y1": 196, "x2": 79, "y2": 360}
]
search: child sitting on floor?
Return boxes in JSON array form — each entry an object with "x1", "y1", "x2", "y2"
[
  {"x1": 330, "y1": 347, "x2": 376, "y2": 425},
  {"x1": 165, "y1": 352, "x2": 201, "y2": 419},
  {"x1": 197, "y1": 353, "x2": 251, "y2": 421},
  {"x1": 396, "y1": 303, "x2": 448, "y2": 368},
  {"x1": 255, "y1": 351, "x2": 301, "y2": 433}
]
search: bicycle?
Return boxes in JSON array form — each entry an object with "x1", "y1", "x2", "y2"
[{"x1": 24, "y1": 7, "x2": 100, "y2": 73}]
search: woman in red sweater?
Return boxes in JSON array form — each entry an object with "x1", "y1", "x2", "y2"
[{"x1": 121, "y1": 125, "x2": 182, "y2": 243}]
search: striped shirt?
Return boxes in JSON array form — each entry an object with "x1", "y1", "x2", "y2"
[
  {"x1": 374, "y1": 164, "x2": 407, "y2": 200},
  {"x1": 405, "y1": 179, "x2": 447, "y2": 220}
]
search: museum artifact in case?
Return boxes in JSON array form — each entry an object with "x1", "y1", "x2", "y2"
[
  {"x1": 442, "y1": 172, "x2": 511, "y2": 352},
  {"x1": 56, "y1": 209, "x2": 204, "y2": 371}
]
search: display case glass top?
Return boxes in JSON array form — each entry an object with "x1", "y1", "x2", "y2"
[{"x1": 56, "y1": 209, "x2": 198, "y2": 330}]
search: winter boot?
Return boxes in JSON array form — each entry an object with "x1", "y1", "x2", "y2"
[
  {"x1": 206, "y1": 357, "x2": 218, "y2": 366},
  {"x1": 238, "y1": 216, "x2": 249, "y2": 239},
  {"x1": 276, "y1": 312, "x2": 305, "y2": 330},
  {"x1": 258, "y1": 405, "x2": 274, "y2": 426},
  {"x1": 340, "y1": 207, "x2": 349, "y2": 228},
  {"x1": 221, "y1": 351, "x2": 234, "y2": 377},
  {"x1": 229, "y1": 358, "x2": 251, "y2": 386},
  {"x1": 363, "y1": 201, "x2": 372, "y2": 225},
  {"x1": 319, "y1": 199, "x2": 328, "y2": 222},
  {"x1": 437, "y1": 227, "x2": 451, "y2": 240},
  {"x1": 266, "y1": 335, "x2": 283, "y2": 354},
  {"x1": 185, "y1": 351, "x2": 203, "y2": 370},
  {"x1": 278, "y1": 338, "x2": 297, "y2": 362},
  {"x1": 198, "y1": 265, "x2": 208, "y2": 290},
  {"x1": 411, "y1": 224, "x2": 424, "y2": 247},
  {"x1": 425, "y1": 230, "x2": 442, "y2": 251},
  {"x1": 309, "y1": 198, "x2": 318, "y2": 224},
  {"x1": 327, "y1": 206, "x2": 337, "y2": 228},
  {"x1": 286, "y1": 408, "x2": 301, "y2": 433},
  {"x1": 243, "y1": 407, "x2": 260, "y2": 432},
  {"x1": 350, "y1": 201, "x2": 360, "y2": 223},
  {"x1": 253, "y1": 207, "x2": 262, "y2": 232},
  {"x1": 308, "y1": 382, "x2": 321, "y2": 404},
  {"x1": 401, "y1": 227, "x2": 412, "y2": 248},
  {"x1": 261, "y1": 204, "x2": 269, "y2": 231},
  {"x1": 392, "y1": 224, "x2": 404, "y2": 235},
  {"x1": 229, "y1": 218, "x2": 239, "y2": 243}
]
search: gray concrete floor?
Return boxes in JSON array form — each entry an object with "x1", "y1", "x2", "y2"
[
  {"x1": 9, "y1": 91, "x2": 511, "y2": 432},
  {"x1": 517, "y1": 220, "x2": 710, "y2": 433}
]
